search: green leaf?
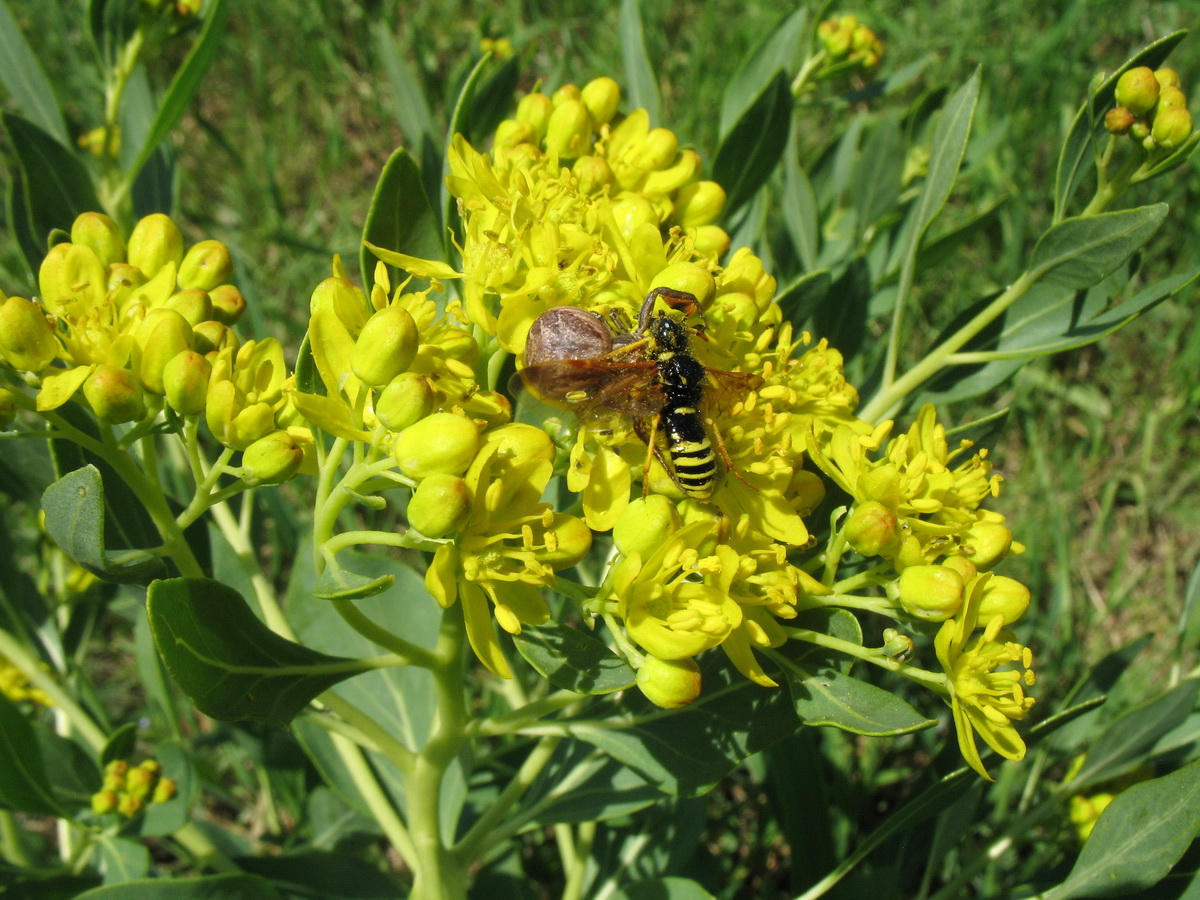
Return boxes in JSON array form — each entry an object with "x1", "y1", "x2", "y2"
[
  {"x1": 776, "y1": 268, "x2": 832, "y2": 327},
  {"x1": 466, "y1": 55, "x2": 519, "y2": 146},
  {"x1": 126, "y1": 0, "x2": 230, "y2": 187},
  {"x1": 98, "y1": 836, "x2": 151, "y2": 885},
  {"x1": 0, "y1": 691, "x2": 62, "y2": 815},
  {"x1": 1029, "y1": 204, "x2": 1168, "y2": 290},
  {"x1": 138, "y1": 741, "x2": 195, "y2": 837},
  {"x1": 101, "y1": 722, "x2": 139, "y2": 766},
  {"x1": 313, "y1": 561, "x2": 395, "y2": 601},
  {"x1": 0, "y1": 0, "x2": 69, "y2": 145},
  {"x1": 1045, "y1": 758, "x2": 1200, "y2": 900},
  {"x1": 887, "y1": 68, "x2": 980, "y2": 288},
  {"x1": 74, "y1": 874, "x2": 283, "y2": 900},
  {"x1": 33, "y1": 718, "x2": 100, "y2": 806},
  {"x1": 7, "y1": 160, "x2": 41, "y2": 284},
  {"x1": 782, "y1": 132, "x2": 820, "y2": 273},
  {"x1": 523, "y1": 743, "x2": 658, "y2": 826},
  {"x1": 146, "y1": 577, "x2": 364, "y2": 724},
  {"x1": 372, "y1": 22, "x2": 436, "y2": 149},
  {"x1": 513, "y1": 622, "x2": 636, "y2": 694},
  {"x1": 619, "y1": 0, "x2": 660, "y2": 125},
  {"x1": 358, "y1": 147, "x2": 442, "y2": 296},
  {"x1": 41, "y1": 466, "x2": 168, "y2": 584},
  {"x1": 443, "y1": 52, "x2": 497, "y2": 256},
  {"x1": 122, "y1": 66, "x2": 175, "y2": 217},
  {"x1": 236, "y1": 851, "x2": 404, "y2": 899},
  {"x1": 572, "y1": 658, "x2": 800, "y2": 797},
  {"x1": 1070, "y1": 678, "x2": 1200, "y2": 791},
  {"x1": 1054, "y1": 31, "x2": 1187, "y2": 220},
  {"x1": 718, "y1": 6, "x2": 806, "y2": 136},
  {"x1": 783, "y1": 662, "x2": 936, "y2": 736},
  {"x1": 713, "y1": 70, "x2": 792, "y2": 218},
  {"x1": 851, "y1": 112, "x2": 904, "y2": 235},
  {"x1": 2, "y1": 112, "x2": 103, "y2": 272},
  {"x1": 613, "y1": 878, "x2": 718, "y2": 900}
]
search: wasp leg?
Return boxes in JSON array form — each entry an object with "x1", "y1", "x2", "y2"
[
  {"x1": 708, "y1": 416, "x2": 757, "y2": 492},
  {"x1": 632, "y1": 415, "x2": 674, "y2": 499},
  {"x1": 638, "y1": 287, "x2": 706, "y2": 332}
]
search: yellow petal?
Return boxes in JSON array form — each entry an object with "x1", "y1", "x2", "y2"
[
  {"x1": 37, "y1": 365, "x2": 95, "y2": 411},
  {"x1": 364, "y1": 242, "x2": 462, "y2": 281},
  {"x1": 461, "y1": 581, "x2": 512, "y2": 678}
]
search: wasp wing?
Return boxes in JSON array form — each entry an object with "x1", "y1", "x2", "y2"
[{"x1": 517, "y1": 358, "x2": 664, "y2": 420}]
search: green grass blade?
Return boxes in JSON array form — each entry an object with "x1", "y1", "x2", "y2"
[{"x1": 619, "y1": 0, "x2": 660, "y2": 124}]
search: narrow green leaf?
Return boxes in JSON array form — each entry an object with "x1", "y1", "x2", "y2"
[
  {"x1": 1045, "y1": 758, "x2": 1200, "y2": 900},
  {"x1": 0, "y1": 0, "x2": 69, "y2": 145},
  {"x1": 2, "y1": 112, "x2": 103, "y2": 269},
  {"x1": 0, "y1": 691, "x2": 62, "y2": 815},
  {"x1": 147, "y1": 577, "x2": 364, "y2": 724},
  {"x1": 718, "y1": 6, "x2": 807, "y2": 136},
  {"x1": 851, "y1": 112, "x2": 904, "y2": 235},
  {"x1": 236, "y1": 851, "x2": 405, "y2": 899},
  {"x1": 782, "y1": 132, "x2": 820, "y2": 272},
  {"x1": 1054, "y1": 31, "x2": 1187, "y2": 220},
  {"x1": 313, "y1": 563, "x2": 395, "y2": 601},
  {"x1": 783, "y1": 663, "x2": 936, "y2": 736},
  {"x1": 619, "y1": 0, "x2": 660, "y2": 124},
  {"x1": 358, "y1": 148, "x2": 442, "y2": 295},
  {"x1": 101, "y1": 722, "x2": 139, "y2": 766},
  {"x1": 126, "y1": 0, "x2": 230, "y2": 186},
  {"x1": 41, "y1": 466, "x2": 167, "y2": 584},
  {"x1": 713, "y1": 71, "x2": 792, "y2": 217},
  {"x1": 776, "y1": 268, "x2": 832, "y2": 327},
  {"x1": 1030, "y1": 204, "x2": 1168, "y2": 290},
  {"x1": 467, "y1": 55, "x2": 519, "y2": 146},
  {"x1": 524, "y1": 744, "x2": 657, "y2": 826},
  {"x1": 74, "y1": 873, "x2": 283, "y2": 900},
  {"x1": 372, "y1": 22, "x2": 436, "y2": 149},
  {"x1": 138, "y1": 741, "x2": 195, "y2": 837},
  {"x1": 442, "y1": 52, "x2": 496, "y2": 257},
  {"x1": 513, "y1": 622, "x2": 637, "y2": 695},
  {"x1": 122, "y1": 66, "x2": 175, "y2": 216},
  {"x1": 7, "y1": 157, "x2": 41, "y2": 282},
  {"x1": 1181, "y1": 557, "x2": 1200, "y2": 649}
]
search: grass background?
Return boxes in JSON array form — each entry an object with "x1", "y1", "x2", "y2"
[{"x1": 2, "y1": 0, "x2": 1199, "y2": 855}]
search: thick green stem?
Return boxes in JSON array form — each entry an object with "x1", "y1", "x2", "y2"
[{"x1": 408, "y1": 604, "x2": 471, "y2": 900}]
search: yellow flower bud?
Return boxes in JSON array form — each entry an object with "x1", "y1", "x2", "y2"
[
  {"x1": 164, "y1": 289, "x2": 214, "y2": 326},
  {"x1": 125, "y1": 766, "x2": 155, "y2": 797},
  {"x1": 673, "y1": 180, "x2": 726, "y2": 227},
  {"x1": 940, "y1": 555, "x2": 978, "y2": 584},
  {"x1": 209, "y1": 284, "x2": 247, "y2": 326},
  {"x1": 1130, "y1": 120, "x2": 1151, "y2": 142},
  {"x1": 541, "y1": 514, "x2": 593, "y2": 568},
  {"x1": 407, "y1": 473, "x2": 472, "y2": 537},
  {"x1": 649, "y1": 262, "x2": 715, "y2": 306},
  {"x1": 552, "y1": 84, "x2": 581, "y2": 105},
  {"x1": 1154, "y1": 68, "x2": 1181, "y2": 90},
  {"x1": 70, "y1": 212, "x2": 126, "y2": 266},
  {"x1": 544, "y1": 99, "x2": 593, "y2": 159},
  {"x1": 481, "y1": 422, "x2": 556, "y2": 467},
  {"x1": 393, "y1": 412, "x2": 481, "y2": 478},
  {"x1": 844, "y1": 500, "x2": 899, "y2": 557},
  {"x1": 963, "y1": 520, "x2": 1012, "y2": 569},
  {"x1": 572, "y1": 155, "x2": 614, "y2": 194},
  {"x1": 516, "y1": 91, "x2": 554, "y2": 139},
  {"x1": 881, "y1": 628, "x2": 915, "y2": 660},
  {"x1": 897, "y1": 564, "x2": 964, "y2": 621},
  {"x1": 895, "y1": 534, "x2": 925, "y2": 569},
  {"x1": 376, "y1": 372, "x2": 434, "y2": 432},
  {"x1": 91, "y1": 789, "x2": 119, "y2": 815},
  {"x1": 1104, "y1": 106, "x2": 1135, "y2": 135},
  {"x1": 688, "y1": 225, "x2": 731, "y2": 260},
  {"x1": 127, "y1": 213, "x2": 184, "y2": 277},
  {"x1": 0, "y1": 387, "x2": 16, "y2": 430},
  {"x1": 117, "y1": 793, "x2": 145, "y2": 818},
  {"x1": 1151, "y1": 106, "x2": 1193, "y2": 149},
  {"x1": 108, "y1": 263, "x2": 147, "y2": 312},
  {"x1": 193, "y1": 320, "x2": 239, "y2": 356},
  {"x1": 1156, "y1": 85, "x2": 1187, "y2": 114},
  {"x1": 636, "y1": 656, "x2": 702, "y2": 709},
  {"x1": 0, "y1": 296, "x2": 57, "y2": 372},
  {"x1": 494, "y1": 118, "x2": 538, "y2": 149},
  {"x1": 134, "y1": 308, "x2": 193, "y2": 395},
  {"x1": 856, "y1": 463, "x2": 902, "y2": 508},
  {"x1": 1114, "y1": 66, "x2": 1160, "y2": 117},
  {"x1": 636, "y1": 128, "x2": 679, "y2": 170},
  {"x1": 610, "y1": 193, "x2": 660, "y2": 238},
  {"x1": 614, "y1": 495, "x2": 680, "y2": 560},
  {"x1": 977, "y1": 574, "x2": 1030, "y2": 626},
  {"x1": 581, "y1": 76, "x2": 621, "y2": 126},
  {"x1": 351, "y1": 305, "x2": 419, "y2": 386},
  {"x1": 84, "y1": 364, "x2": 147, "y2": 424},
  {"x1": 643, "y1": 148, "x2": 701, "y2": 195},
  {"x1": 242, "y1": 430, "x2": 304, "y2": 484},
  {"x1": 152, "y1": 776, "x2": 176, "y2": 805},
  {"x1": 177, "y1": 239, "x2": 233, "y2": 291},
  {"x1": 162, "y1": 350, "x2": 212, "y2": 416}
]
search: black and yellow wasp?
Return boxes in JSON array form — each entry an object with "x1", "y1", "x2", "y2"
[{"x1": 518, "y1": 287, "x2": 759, "y2": 501}]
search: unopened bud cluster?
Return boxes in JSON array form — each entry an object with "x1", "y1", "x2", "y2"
[
  {"x1": 90, "y1": 758, "x2": 177, "y2": 818},
  {"x1": 0, "y1": 212, "x2": 315, "y2": 483},
  {"x1": 817, "y1": 15, "x2": 884, "y2": 73},
  {"x1": 1106, "y1": 66, "x2": 1194, "y2": 151}
]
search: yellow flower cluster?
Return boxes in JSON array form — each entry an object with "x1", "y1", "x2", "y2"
[
  {"x1": 816, "y1": 15, "x2": 884, "y2": 73},
  {"x1": 0, "y1": 212, "x2": 311, "y2": 485},
  {"x1": 0, "y1": 654, "x2": 52, "y2": 707},
  {"x1": 91, "y1": 758, "x2": 176, "y2": 818}
]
